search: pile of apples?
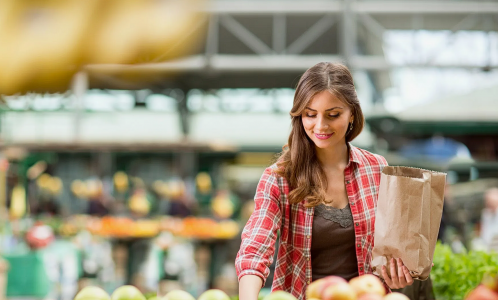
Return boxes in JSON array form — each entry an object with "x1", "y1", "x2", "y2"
[
  {"x1": 304, "y1": 274, "x2": 409, "y2": 300},
  {"x1": 74, "y1": 285, "x2": 230, "y2": 300}
]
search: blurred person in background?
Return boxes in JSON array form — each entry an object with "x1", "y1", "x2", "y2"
[
  {"x1": 480, "y1": 187, "x2": 498, "y2": 252},
  {"x1": 236, "y1": 62, "x2": 413, "y2": 300}
]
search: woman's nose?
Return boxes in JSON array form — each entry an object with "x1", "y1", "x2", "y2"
[{"x1": 316, "y1": 116, "x2": 329, "y2": 130}]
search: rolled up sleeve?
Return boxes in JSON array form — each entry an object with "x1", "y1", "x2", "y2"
[{"x1": 235, "y1": 167, "x2": 282, "y2": 286}]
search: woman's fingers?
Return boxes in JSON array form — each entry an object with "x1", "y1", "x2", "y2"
[
  {"x1": 398, "y1": 259, "x2": 414, "y2": 286},
  {"x1": 403, "y1": 266, "x2": 414, "y2": 286},
  {"x1": 390, "y1": 258, "x2": 400, "y2": 287},
  {"x1": 382, "y1": 265, "x2": 393, "y2": 288},
  {"x1": 397, "y1": 258, "x2": 405, "y2": 283}
]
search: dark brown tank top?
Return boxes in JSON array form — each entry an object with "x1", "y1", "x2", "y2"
[{"x1": 311, "y1": 203, "x2": 359, "y2": 282}]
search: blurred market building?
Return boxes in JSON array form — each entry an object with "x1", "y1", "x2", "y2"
[{"x1": 0, "y1": 0, "x2": 498, "y2": 299}]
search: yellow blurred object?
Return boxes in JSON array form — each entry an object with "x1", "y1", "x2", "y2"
[
  {"x1": 128, "y1": 191, "x2": 150, "y2": 215},
  {"x1": 216, "y1": 220, "x2": 240, "y2": 239},
  {"x1": 211, "y1": 192, "x2": 234, "y2": 219},
  {"x1": 0, "y1": 0, "x2": 99, "y2": 94},
  {"x1": 113, "y1": 171, "x2": 129, "y2": 193},
  {"x1": 10, "y1": 185, "x2": 26, "y2": 219},
  {"x1": 196, "y1": 172, "x2": 212, "y2": 194},
  {"x1": 36, "y1": 173, "x2": 52, "y2": 190},
  {"x1": 134, "y1": 0, "x2": 205, "y2": 63},
  {"x1": 48, "y1": 177, "x2": 63, "y2": 195},
  {"x1": 86, "y1": 0, "x2": 145, "y2": 64},
  {"x1": 71, "y1": 180, "x2": 86, "y2": 198},
  {"x1": 132, "y1": 220, "x2": 160, "y2": 237},
  {"x1": 0, "y1": 0, "x2": 205, "y2": 95}
]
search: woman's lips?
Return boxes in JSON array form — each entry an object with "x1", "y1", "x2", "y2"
[{"x1": 314, "y1": 133, "x2": 333, "y2": 140}]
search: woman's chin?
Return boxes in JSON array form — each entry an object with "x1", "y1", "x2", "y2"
[{"x1": 313, "y1": 137, "x2": 344, "y2": 149}]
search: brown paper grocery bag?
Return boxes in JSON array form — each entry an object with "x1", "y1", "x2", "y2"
[{"x1": 371, "y1": 166, "x2": 446, "y2": 281}]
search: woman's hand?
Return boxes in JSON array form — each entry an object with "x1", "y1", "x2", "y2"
[{"x1": 381, "y1": 258, "x2": 414, "y2": 289}]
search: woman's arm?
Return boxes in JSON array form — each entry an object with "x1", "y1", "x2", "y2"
[
  {"x1": 239, "y1": 275, "x2": 264, "y2": 300},
  {"x1": 235, "y1": 168, "x2": 282, "y2": 296}
]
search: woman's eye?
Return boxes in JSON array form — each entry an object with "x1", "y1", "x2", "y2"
[
  {"x1": 329, "y1": 114, "x2": 340, "y2": 118},
  {"x1": 306, "y1": 114, "x2": 316, "y2": 118}
]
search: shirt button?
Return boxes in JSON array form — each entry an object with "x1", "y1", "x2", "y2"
[
  {"x1": 307, "y1": 235, "x2": 311, "y2": 239},
  {"x1": 360, "y1": 267, "x2": 364, "y2": 271},
  {"x1": 307, "y1": 280, "x2": 311, "y2": 285},
  {"x1": 347, "y1": 180, "x2": 351, "y2": 184},
  {"x1": 357, "y1": 244, "x2": 361, "y2": 248},
  {"x1": 308, "y1": 211, "x2": 313, "y2": 215},
  {"x1": 355, "y1": 223, "x2": 359, "y2": 226},
  {"x1": 307, "y1": 257, "x2": 310, "y2": 261},
  {"x1": 351, "y1": 202, "x2": 355, "y2": 205}
]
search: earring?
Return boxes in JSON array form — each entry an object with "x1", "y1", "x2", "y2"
[{"x1": 348, "y1": 122, "x2": 353, "y2": 133}]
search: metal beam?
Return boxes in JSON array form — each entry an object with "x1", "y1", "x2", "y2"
[
  {"x1": 85, "y1": 55, "x2": 498, "y2": 73},
  {"x1": 220, "y1": 15, "x2": 273, "y2": 55},
  {"x1": 286, "y1": 15, "x2": 336, "y2": 55},
  {"x1": 205, "y1": 1, "x2": 498, "y2": 15},
  {"x1": 273, "y1": 14, "x2": 287, "y2": 54},
  {"x1": 207, "y1": 1, "x2": 343, "y2": 15},
  {"x1": 205, "y1": 15, "x2": 219, "y2": 57},
  {"x1": 354, "y1": 1, "x2": 498, "y2": 14}
]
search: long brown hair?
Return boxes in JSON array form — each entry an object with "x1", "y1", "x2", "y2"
[{"x1": 275, "y1": 62, "x2": 364, "y2": 207}]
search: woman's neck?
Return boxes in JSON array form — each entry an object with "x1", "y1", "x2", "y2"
[{"x1": 316, "y1": 141, "x2": 349, "y2": 171}]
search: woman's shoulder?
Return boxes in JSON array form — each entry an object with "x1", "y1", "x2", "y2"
[
  {"x1": 264, "y1": 162, "x2": 284, "y2": 178},
  {"x1": 350, "y1": 144, "x2": 389, "y2": 167}
]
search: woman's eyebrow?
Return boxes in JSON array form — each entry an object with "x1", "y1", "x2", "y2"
[{"x1": 305, "y1": 107, "x2": 344, "y2": 112}]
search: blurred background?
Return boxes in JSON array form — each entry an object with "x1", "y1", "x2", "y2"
[{"x1": 0, "y1": 0, "x2": 497, "y2": 299}]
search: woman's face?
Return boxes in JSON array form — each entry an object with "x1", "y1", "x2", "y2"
[{"x1": 301, "y1": 90, "x2": 353, "y2": 149}]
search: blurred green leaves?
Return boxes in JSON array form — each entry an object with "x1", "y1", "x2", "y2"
[{"x1": 432, "y1": 242, "x2": 498, "y2": 300}]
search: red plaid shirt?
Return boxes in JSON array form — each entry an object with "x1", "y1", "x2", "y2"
[{"x1": 235, "y1": 144, "x2": 388, "y2": 300}]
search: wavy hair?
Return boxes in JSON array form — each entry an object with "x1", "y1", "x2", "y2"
[{"x1": 275, "y1": 62, "x2": 364, "y2": 207}]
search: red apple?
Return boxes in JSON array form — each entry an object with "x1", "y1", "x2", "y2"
[
  {"x1": 465, "y1": 285, "x2": 498, "y2": 300},
  {"x1": 349, "y1": 274, "x2": 386, "y2": 297},
  {"x1": 383, "y1": 292, "x2": 410, "y2": 300},
  {"x1": 322, "y1": 282, "x2": 357, "y2": 300},
  {"x1": 306, "y1": 276, "x2": 348, "y2": 299},
  {"x1": 358, "y1": 294, "x2": 383, "y2": 300}
]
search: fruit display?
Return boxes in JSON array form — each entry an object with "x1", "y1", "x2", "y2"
[
  {"x1": 41, "y1": 215, "x2": 239, "y2": 239},
  {"x1": 304, "y1": 274, "x2": 408, "y2": 300},
  {"x1": 160, "y1": 217, "x2": 240, "y2": 240},
  {"x1": 74, "y1": 287, "x2": 229, "y2": 300},
  {"x1": 87, "y1": 216, "x2": 158, "y2": 238}
]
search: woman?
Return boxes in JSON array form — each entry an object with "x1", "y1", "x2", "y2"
[{"x1": 235, "y1": 62, "x2": 413, "y2": 300}]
